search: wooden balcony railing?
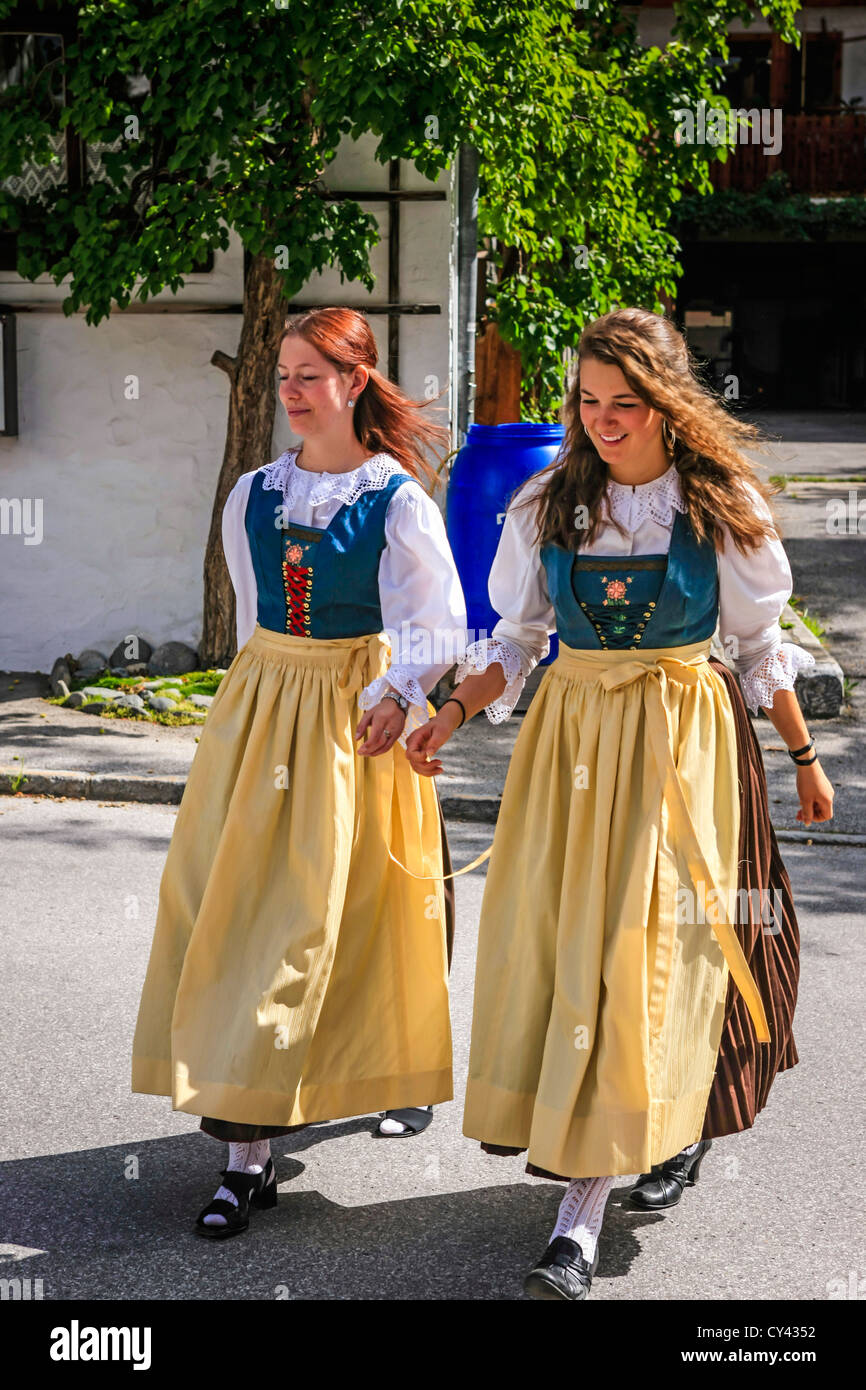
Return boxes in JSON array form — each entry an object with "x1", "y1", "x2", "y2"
[{"x1": 709, "y1": 114, "x2": 866, "y2": 195}]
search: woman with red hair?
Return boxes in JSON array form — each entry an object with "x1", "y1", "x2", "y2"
[{"x1": 132, "y1": 308, "x2": 466, "y2": 1238}]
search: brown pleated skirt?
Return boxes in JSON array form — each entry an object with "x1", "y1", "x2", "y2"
[
  {"x1": 200, "y1": 784, "x2": 456, "y2": 1143},
  {"x1": 699, "y1": 658, "x2": 799, "y2": 1139},
  {"x1": 481, "y1": 657, "x2": 799, "y2": 1180}
]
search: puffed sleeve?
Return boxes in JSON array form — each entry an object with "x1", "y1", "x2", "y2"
[
  {"x1": 453, "y1": 473, "x2": 555, "y2": 723},
  {"x1": 221, "y1": 470, "x2": 258, "y2": 651},
  {"x1": 717, "y1": 482, "x2": 814, "y2": 713},
  {"x1": 358, "y1": 481, "x2": 468, "y2": 749}
]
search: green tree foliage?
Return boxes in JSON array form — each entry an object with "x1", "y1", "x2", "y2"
[
  {"x1": 0, "y1": 0, "x2": 801, "y2": 653},
  {"x1": 1, "y1": 0, "x2": 800, "y2": 411}
]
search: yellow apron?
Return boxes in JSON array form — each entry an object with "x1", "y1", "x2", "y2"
[
  {"x1": 131, "y1": 624, "x2": 452, "y2": 1127},
  {"x1": 458, "y1": 637, "x2": 764, "y2": 1178}
]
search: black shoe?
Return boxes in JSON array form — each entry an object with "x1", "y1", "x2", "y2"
[
  {"x1": 194, "y1": 1156, "x2": 278, "y2": 1239},
  {"x1": 376, "y1": 1106, "x2": 434, "y2": 1137},
  {"x1": 523, "y1": 1236, "x2": 600, "y2": 1301},
  {"x1": 627, "y1": 1139, "x2": 712, "y2": 1211}
]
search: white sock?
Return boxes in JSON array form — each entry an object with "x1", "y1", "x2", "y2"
[
  {"x1": 202, "y1": 1139, "x2": 271, "y2": 1228},
  {"x1": 378, "y1": 1106, "x2": 432, "y2": 1135},
  {"x1": 681, "y1": 1141, "x2": 701, "y2": 1155},
  {"x1": 550, "y1": 1176, "x2": 613, "y2": 1262}
]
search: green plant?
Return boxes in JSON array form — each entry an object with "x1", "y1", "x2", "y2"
[
  {"x1": 771, "y1": 474, "x2": 866, "y2": 485},
  {"x1": 44, "y1": 665, "x2": 224, "y2": 724},
  {"x1": 790, "y1": 596, "x2": 826, "y2": 640},
  {"x1": 99, "y1": 706, "x2": 207, "y2": 727},
  {"x1": 479, "y1": 4, "x2": 801, "y2": 420},
  {"x1": 673, "y1": 172, "x2": 866, "y2": 241}
]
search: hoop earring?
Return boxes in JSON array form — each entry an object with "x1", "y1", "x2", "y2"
[{"x1": 662, "y1": 420, "x2": 676, "y2": 451}]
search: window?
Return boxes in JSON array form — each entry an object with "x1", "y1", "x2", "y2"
[
  {"x1": 719, "y1": 38, "x2": 773, "y2": 110},
  {"x1": 0, "y1": 13, "x2": 80, "y2": 272},
  {"x1": 790, "y1": 31, "x2": 843, "y2": 114}
]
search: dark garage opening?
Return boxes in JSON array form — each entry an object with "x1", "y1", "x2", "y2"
[{"x1": 678, "y1": 239, "x2": 866, "y2": 411}]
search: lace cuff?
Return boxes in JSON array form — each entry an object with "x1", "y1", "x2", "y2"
[
  {"x1": 359, "y1": 668, "x2": 430, "y2": 749},
  {"x1": 453, "y1": 637, "x2": 527, "y2": 723},
  {"x1": 739, "y1": 642, "x2": 815, "y2": 714}
]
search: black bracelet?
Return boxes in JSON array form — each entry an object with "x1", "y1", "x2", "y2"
[
  {"x1": 788, "y1": 738, "x2": 814, "y2": 758},
  {"x1": 788, "y1": 737, "x2": 815, "y2": 763},
  {"x1": 441, "y1": 696, "x2": 466, "y2": 728},
  {"x1": 792, "y1": 750, "x2": 818, "y2": 766}
]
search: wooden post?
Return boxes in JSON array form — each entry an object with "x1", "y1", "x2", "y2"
[{"x1": 474, "y1": 321, "x2": 522, "y2": 423}]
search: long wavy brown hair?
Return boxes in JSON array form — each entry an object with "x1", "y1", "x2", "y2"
[
  {"x1": 279, "y1": 308, "x2": 451, "y2": 494},
  {"x1": 510, "y1": 307, "x2": 780, "y2": 554}
]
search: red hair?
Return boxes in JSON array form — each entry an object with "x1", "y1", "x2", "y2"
[{"x1": 280, "y1": 308, "x2": 451, "y2": 494}]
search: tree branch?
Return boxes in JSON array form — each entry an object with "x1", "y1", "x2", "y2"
[{"x1": 211, "y1": 349, "x2": 237, "y2": 380}]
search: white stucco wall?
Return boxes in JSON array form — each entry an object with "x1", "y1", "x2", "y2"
[
  {"x1": 0, "y1": 133, "x2": 457, "y2": 671},
  {"x1": 0, "y1": 311, "x2": 239, "y2": 671}
]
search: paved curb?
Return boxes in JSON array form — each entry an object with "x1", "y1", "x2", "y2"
[
  {"x1": 773, "y1": 829, "x2": 866, "y2": 846},
  {"x1": 1, "y1": 767, "x2": 859, "y2": 844},
  {"x1": 781, "y1": 603, "x2": 845, "y2": 718},
  {"x1": 0, "y1": 767, "x2": 186, "y2": 803}
]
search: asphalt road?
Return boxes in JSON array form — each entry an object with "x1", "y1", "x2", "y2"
[
  {"x1": 750, "y1": 409, "x2": 866, "y2": 733},
  {"x1": 0, "y1": 800, "x2": 862, "y2": 1302}
]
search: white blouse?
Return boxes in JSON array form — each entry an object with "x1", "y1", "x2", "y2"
[
  {"x1": 454, "y1": 463, "x2": 813, "y2": 720},
  {"x1": 221, "y1": 448, "x2": 467, "y2": 747}
]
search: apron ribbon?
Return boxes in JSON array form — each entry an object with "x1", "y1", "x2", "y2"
[
  {"x1": 590, "y1": 652, "x2": 770, "y2": 1042},
  {"x1": 388, "y1": 646, "x2": 770, "y2": 1044},
  {"x1": 337, "y1": 632, "x2": 489, "y2": 872},
  {"x1": 386, "y1": 840, "x2": 495, "y2": 881},
  {"x1": 336, "y1": 632, "x2": 390, "y2": 699}
]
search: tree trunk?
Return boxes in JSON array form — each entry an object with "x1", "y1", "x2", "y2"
[
  {"x1": 474, "y1": 320, "x2": 522, "y2": 424},
  {"x1": 200, "y1": 252, "x2": 287, "y2": 666}
]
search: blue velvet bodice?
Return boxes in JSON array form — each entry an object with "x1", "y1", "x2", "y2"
[
  {"x1": 539, "y1": 509, "x2": 719, "y2": 650},
  {"x1": 244, "y1": 468, "x2": 413, "y2": 639}
]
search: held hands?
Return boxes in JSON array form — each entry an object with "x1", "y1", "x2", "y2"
[
  {"x1": 404, "y1": 705, "x2": 463, "y2": 777},
  {"x1": 795, "y1": 760, "x2": 834, "y2": 827},
  {"x1": 355, "y1": 698, "x2": 406, "y2": 756}
]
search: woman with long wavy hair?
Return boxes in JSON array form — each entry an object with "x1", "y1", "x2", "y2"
[
  {"x1": 406, "y1": 307, "x2": 833, "y2": 1298},
  {"x1": 132, "y1": 308, "x2": 466, "y2": 1237}
]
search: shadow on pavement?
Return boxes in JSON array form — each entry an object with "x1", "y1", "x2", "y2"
[{"x1": 0, "y1": 1123, "x2": 661, "y2": 1301}]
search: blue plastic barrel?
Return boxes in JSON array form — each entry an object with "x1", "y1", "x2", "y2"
[{"x1": 446, "y1": 422, "x2": 565, "y2": 666}]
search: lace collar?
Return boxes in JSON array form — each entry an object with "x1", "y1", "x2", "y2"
[
  {"x1": 260, "y1": 447, "x2": 407, "y2": 510},
  {"x1": 602, "y1": 463, "x2": 686, "y2": 532}
]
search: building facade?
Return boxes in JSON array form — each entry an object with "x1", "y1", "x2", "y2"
[
  {"x1": 634, "y1": 1, "x2": 866, "y2": 410},
  {"x1": 0, "y1": 16, "x2": 473, "y2": 671}
]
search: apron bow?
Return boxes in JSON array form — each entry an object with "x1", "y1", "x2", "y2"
[
  {"x1": 336, "y1": 632, "x2": 390, "y2": 699},
  {"x1": 598, "y1": 655, "x2": 702, "y2": 693},
  {"x1": 388, "y1": 643, "x2": 771, "y2": 1044}
]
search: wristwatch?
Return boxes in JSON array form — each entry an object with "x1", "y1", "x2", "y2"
[{"x1": 382, "y1": 689, "x2": 409, "y2": 713}]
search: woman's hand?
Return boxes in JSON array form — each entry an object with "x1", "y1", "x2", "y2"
[
  {"x1": 759, "y1": 689, "x2": 834, "y2": 829},
  {"x1": 356, "y1": 698, "x2": 406, "y2": 757},
  {"x1": 405, "y1": 705, "x2": 463, "y2": 777},
  {"x1": 795, "y1": 760, "x2": 834, "y2": 827}
]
